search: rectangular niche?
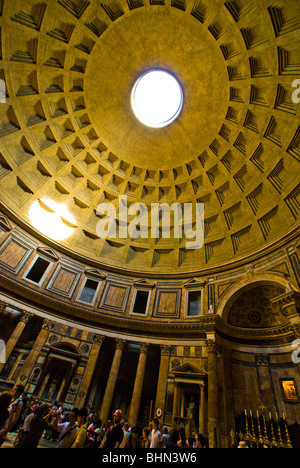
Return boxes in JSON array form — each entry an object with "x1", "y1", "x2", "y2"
[
  {"x1": 76, "y1": 270, "x2": 105, "y2": 305},
  {"x1": 153, "y1": 288, "x2": 181, "y2": 318},
  {"x1": 46, "y1": 258, "x2": 84, "y2": 298},
  {"x1": 23, "y1": 256, "x2": 53, "y2": 286},
  {"x1": 186, "y1": 289, "x2": 203, "y2": 317},
  {"x1": 184, "y1": 278, "x2": 205, "y2": 317},
  {"x1": 130, "y1": 289, "x2": 152, "y2": 316},
  {"x1": 99, "y1": 277, "x2": 132, "y2": 313},
  {"x1": 0, "y1": 230, "x2": 37, "y2": 274}
]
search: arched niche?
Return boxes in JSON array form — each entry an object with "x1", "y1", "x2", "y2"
[
  {"x1": 49, "y1": 341, "x2": 82, "y2": 359},
  {"x1": 34, "y1": 341, "x2": 81, "y2": 402},
  {"x1": 216, "y1": 274, "x2": 299, "y2": 327}
]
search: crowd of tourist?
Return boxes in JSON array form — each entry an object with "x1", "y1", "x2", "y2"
[{"x1": 0, "y1": 385, "x2": 207, "y2": 449}]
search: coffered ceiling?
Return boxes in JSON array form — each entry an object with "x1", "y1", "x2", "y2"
[{"x1": 0, "y1": 0, "x2": 299, "y2": 273}]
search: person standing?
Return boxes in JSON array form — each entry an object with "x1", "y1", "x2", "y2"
[
  {"x1": 101, "y1": 409, "x2": 124, "y2": 449},
  {"x1": 0, "y1": 391, "x2": 12, "y2": 447},
  {"x1": 124, "y1": 427, "x2": 141, "y2": 448},
  {"x1": 141, "y1": 427, "x2": 150, "y2": 448},
  {"x1": 71, "y1": 407, "x2": 88, "y2": 448},
  {"x1": 195, "y1": 433, "x2": 206, "y2": 448},
  {"x1": 165, "y1": 430, "x2": 179, "y2": 449},
  {"x1": 15, "y1": 403, "x2": 50, "y2": 448},
  {"x1": 52, "y1": 407, "x2": 79, "y2": 448},
  {"x1": 162, "y1": 427, "x2": 170, "y2": 447},
  {"x1": 150, "y1": 418, "x2": 162, "y2": 448},
  {"x1": 120, "y1": 422, "x2": 130, "y2": 448},
  {"x1": 7, "y1": 384, "x2": 24, "y2": 432},
  {"x1": 177, "y1": 427, "x2": 189, "y2": 448}
]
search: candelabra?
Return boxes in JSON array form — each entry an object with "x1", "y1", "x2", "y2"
[{"x1": 233, "y1": 408, "x2": 293, "y2": 448}]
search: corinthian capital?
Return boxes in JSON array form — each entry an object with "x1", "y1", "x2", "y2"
[
  {"x1": 42, "y1": 318, "x2": 55, "y2": 330},
  {"x1": 94, "y1": 334, "x2": 105, "y2": 345},
  {"x1": 115, "y1": 338, "x2": 126, "y2": 350},
  {"x1": 20, "y1": 311, "x2": 34, "y2": 324},
  {"x1": 205, "y1": 339, "x2": 219, "y2": 353},
  {"x1": 160, "y1": 344, "x2": 171, "y2": 356},
  {"x1": 139, "y1": 342, "x2": 150, "y2": 354}
]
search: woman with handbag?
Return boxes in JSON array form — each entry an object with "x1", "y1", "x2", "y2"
[{"x1": 14, "y1": 403, "x2": 51, "y2": 448}]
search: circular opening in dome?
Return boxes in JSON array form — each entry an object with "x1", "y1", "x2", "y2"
[{"x1": 131, "y1": 70, "x2": 183, "y2": 128}]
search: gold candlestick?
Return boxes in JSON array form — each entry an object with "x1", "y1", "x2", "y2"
[
  {"x1": 230, "y1": 429, "x2": 236, "y2": 448},
  {"x1": 269, "y1": 414, "x2": 277, "y2": 447},
  {"x1": 284, "y1": 418, "x2": 293, "y2": 449},
  {"x1": 276, "y1": 415, "x2": 284, "y2": 448},
  {"x1": 245, "y1": 415, "x2": 252, "y2": 447},
  {"x1": 257, "y1": 411, "x2": 264, "y2": 445},
  {"x1": 243, "y1": 410, "x2": 251, "y2": 447},
  {"x1": 258, "y1": 404, "x2": 270, "y2": 448},
  {"x1": 262, "y1": 412, "x2": 269, "y2": 448},
  {"x1": 250, "y1": 410, "x2": 257, "y2": 448}
]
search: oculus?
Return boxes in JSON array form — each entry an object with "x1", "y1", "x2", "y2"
[{"x1": 131, "y1": 69, "x2": 183, "y2": 128}]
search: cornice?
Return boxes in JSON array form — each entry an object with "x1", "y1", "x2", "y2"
[
  {"x1": 0, "y1": 273, "x2": 295, "y2": 343},
  {"x1": 0, "y1": 273, "x2": 217, "y2": 338},
  {"x1": 216, "y1": 318, "x2": 294, "y2": 342},
  {"x1": 0, "y1": 202, "x2": 299, "y2": 280}
]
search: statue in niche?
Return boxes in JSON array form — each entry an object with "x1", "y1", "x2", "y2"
[
  {"x1": 31, "y1": 367, "x2": 41, "y2": 384},
  {"x1": 1, "y1": 351, "x2": 17, "y2": 380},
  {"x1": 185, "y1": 396, "x2": 196, "y2": 431},
  {"x1": 46, "y1": 377, "x2": 58, "y2": 400}
]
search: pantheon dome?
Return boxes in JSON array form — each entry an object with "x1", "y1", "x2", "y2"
[{"x1": 0, "y1": 0, "x2": 299, "y2": 449}]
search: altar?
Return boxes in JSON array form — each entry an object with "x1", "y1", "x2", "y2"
[{"x1": 170, "y1": 363, "x2": 207, "y2": 437}]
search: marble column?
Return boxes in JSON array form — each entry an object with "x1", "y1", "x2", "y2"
[
  {"x1": 75, "y1": 334, "x2": 105, "y2": 408},
  {"x1": 219, "y1": 345, "x2": 235, "y2": 448},
  {"x1": 128, "y1": 342, "x2": 149, "y2": 426},
  {"x1": 16, "y1": 318, "x2": 55, "y2": 390},
  {"x1": 206, "y1": 338, "x2": 219, "y2": 448},
  {"x1": 180, "y1": 389, "x2": 185, "y2": 417},
  {"x1": 154, "y1": 344, "x2": 171, "y2": 420},
  {"x1": 0, "y1": 310, "x2": 33, "y2": 374},
  {"x1": 34, "y1": 355, "x2": 52, "y2": 396},
  {"x1": 100, "y1": 338, "x2": 126, "y2": 424},
  {"x1": 60, "y1": 362, "x2": 77, "y2": 402},
  {"x1": 199, "y1": 383, "x2": 206, "y2": 435},
  {"x1": 173, "y1": 381, "x2": 180, "y2": 418}
]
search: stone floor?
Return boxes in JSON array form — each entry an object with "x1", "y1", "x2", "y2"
[{"x1": 1, "y1": 432, "x2": 57, "y2": 448}]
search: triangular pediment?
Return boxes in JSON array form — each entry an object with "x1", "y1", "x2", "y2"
[
  {"x1": 37, "y1": 246, "x2": 59, "y2": 261},
  {"x1": 172, "y1": 362, "x2": 207, "y2": 376},
  {"x1": 184, "y1": 278, "x2": 206, "y2": 289},
  {"x1": 0, "y1": 214, "x2": 12, "y2": 232},
  {"x1": 85, "y1": 268, "x2": 106, "y2": 280},
  {"x1": 134, "y1": 278, "x2": 155, "y2": 288}
]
